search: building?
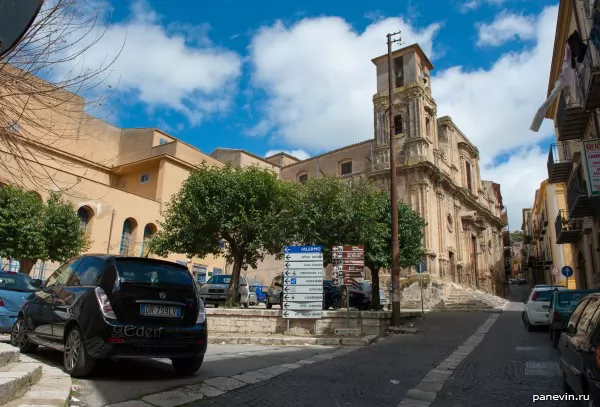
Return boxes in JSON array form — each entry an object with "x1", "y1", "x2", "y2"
[
  {"x1": 1, "y1": 45, "x2": 507, "y2": 294},
  {"x1": 521, "y1": 180, "x2": 578, "y2": 287},
  {"x1": 538, "y1": 0, "x2": 600, "y2": 288}
]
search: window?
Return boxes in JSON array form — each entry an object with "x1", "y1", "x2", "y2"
[
  {"x1": 426, "y1": 117, "x2": 431, "y2": 138},
  {"x1": 120, "y1": 219, "x2": 137, "y2": 255},
  {"x1": 46, "y1": 258, "x2": 82, "y2": 288},
  {"x1": 159, "y1": 138, "x2": 169, "y2": 145},
  {"x1": 465, "y1": 161, "x2": 472, "y2": 192},
  {"x1": 576, "y1": 299, "x2": 600, "y2": 335},
  {"x1": 568, "y1": 299, "x2": 590, "y2": 332},
  {"x1": 212, "y1": 267, "x2": 223, "y2": 275},
  {"x1": 77, "y1": 207, "x2": 90, "y2": 231},
  {"x1": 140, "y1": 173, "x2": 149, "y2": 184},
  {"x1": 207, "y1": 275, "x2": 232, "y2": 285},
  {"x1": 116, "y1": 259, "x2": 194, "y2": 286},
  {"x1": 298, "y1": 173, "x2": 308, "y2": 183},
  {"x1": 68, "y1": 257, "x2": 104, "y2": 286},
  {"x1": 394, "y1": 56, "x2": 404, "y2": 88},
  {"x1": 394, "y1": 115, "x2": 403, "y2": 135},
  {"x1": 340, "y1": 161, "x2": 352, "y2": 176},
  {"x1": 0, "y1": 272, "x2": 37, "y2": 292}
]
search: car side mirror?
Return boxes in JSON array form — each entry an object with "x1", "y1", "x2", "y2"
[{"x1": 30, "y1": 279, "x2": 43, "y2": 289}]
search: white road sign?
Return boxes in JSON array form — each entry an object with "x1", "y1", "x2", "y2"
[
  {"x1": 283, "y1": 245, "x2": 324, "y2": 319},
  {"x1": 282, "y1": 310, "x2": 322, "y2": 319},
  {"x1": 282, "y1": 293, "x2": 322, "y2": 301},
  {"x1": 284, "y1": 261, "x2": 323, "y2": 269},
  {"x1": 283, "y1": 269, "x2": 323, "y2": 277},
  {"x1": 283, "y1": 301, "x2": 322, "y2": 310},
  {"x1": 284, "y1": 253, "x2": 323, "y2": 261},
  {"x1": 282, "y1": 285, "x2": 323, "y2": 294}
]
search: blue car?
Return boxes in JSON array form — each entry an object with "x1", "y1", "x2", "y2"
[
  {"x1": 0, "y1": 272, "x2": 42, "y2": 333},
  {"x1": 250, "y1": 285, "x2": 267, "y2": 303}
]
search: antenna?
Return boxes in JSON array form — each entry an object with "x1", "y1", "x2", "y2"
[{"x1": 0, "y1": 0, "x2": 44, "y2": 59}]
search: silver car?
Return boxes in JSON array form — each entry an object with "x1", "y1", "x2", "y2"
[{"x1": 198, "y1": 274, "x2": 250, "y2": 308}]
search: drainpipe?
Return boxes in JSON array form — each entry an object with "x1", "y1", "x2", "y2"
[{"x1": 106, "y1": 208, "x2": 116, "y2": 253}]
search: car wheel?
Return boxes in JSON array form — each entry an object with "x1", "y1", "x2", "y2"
[
  {"x1": 214, "y1": 304, "x2": 219, "y2": 308},
  {"x1": 243, "y1": 301, "x2": 249, "y2": 309},
  {"x1": 64, "y1": 326, "x2": 95, "y2": 377},
  {"x1": 172, "y1": 355, "x2": 204, "y2": 376},
  {"x1": 10, "y1": 317, "x2": 38, "y2": 354},
  {"x1": 332, "y1": 296, "x2": 341, "y2": 309},
  {"x1": 266, "y1": 298, "x2": 273, "y2": 309}
]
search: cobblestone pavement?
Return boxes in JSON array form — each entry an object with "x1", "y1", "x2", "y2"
[
  {"x1": 188, "y1": 311, "x2": 491, "y2": 407},
  {"x1": 432, "y1": 285, "x2": 576, "y2": 407}
]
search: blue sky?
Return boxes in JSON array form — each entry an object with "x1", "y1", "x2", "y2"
[{"x1": 56, "y1": 0, "x2": 560, "y2": 230}]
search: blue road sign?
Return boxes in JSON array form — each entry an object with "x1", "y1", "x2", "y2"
[
  {"x1": 415, "y1": 261, "x2": 426, "y2": 274},
  {"x1": 290, "y1": 278, "x2": 297, "y2": 284},
  {"x1": 561, "y1": 266, "x2": 574, "y2": 278},
  {"x1": 283, "y1": 245, "x2": 323, "y2": 254}
]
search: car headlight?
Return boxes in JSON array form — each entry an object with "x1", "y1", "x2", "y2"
[{"x1": 196, "y1": 297, "x2": 206, "y2": 324}]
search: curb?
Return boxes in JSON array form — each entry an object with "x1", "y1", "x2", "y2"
[{"x1": 209, "y1": 335, "x2": 378, "y2": 347}]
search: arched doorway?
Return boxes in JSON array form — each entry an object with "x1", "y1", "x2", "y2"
[
  {"x1": 77, "y1": 206, "x2": 94, "y2": 232},
  {"x1": 119, "y1": 218, "x2": 138, "y2": 255},
  {"x1": 140, "y1": 223, "x2": 157, "y2": 257}
]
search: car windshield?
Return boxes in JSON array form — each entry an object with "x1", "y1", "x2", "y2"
[
  {"x1": 0, "y1": 272, "x2": 37, "y2": 292},
  {"x1": 116, "y1": 260, "x2": 193, "y2": 286},
  {"x1": 557, "y1": 292, "x2": 588, "y2": 307},
  {"x1": 206, "y1": 275, "x2": 232, "y2": 285},
  {"x1": 533, "y1": 290, "x2": 555, "y2": 301}
]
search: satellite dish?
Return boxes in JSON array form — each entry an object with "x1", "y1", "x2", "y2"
[{"x1": 0, "y1": 0, "x2": 44, "y2": 59}]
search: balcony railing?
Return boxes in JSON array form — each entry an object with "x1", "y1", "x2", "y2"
[
  {"x1": 567, "y1": 170, "x2": 600, "y2": 218},
  {"x1": 547, "y1": 142, "x2": 572, "y2": 183},
  {"x1": 556, "y1": 88, "x2": 588, "y2": 141},
  {"x1": 555, "y1": 209, "x2": 582, "y2": 244},
  {"x1": 580, "y1": 39, "x2": 600, "y2": 110}
]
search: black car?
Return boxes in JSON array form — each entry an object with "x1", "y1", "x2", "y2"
[
  {"x1": 10, "y1": 255, "x2": 207, "y2": 378},
  {"x1": 323, "y1": 280, "x2": 371, "y2": 310}
]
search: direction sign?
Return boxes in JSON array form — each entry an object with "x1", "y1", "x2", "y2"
[
  {"x1": 283, "y1": 245, "x2": 322, "y2": 253},
  {"x1": 283, "y1": 301, "x2": 322, "y2": 310},
  {"x1": 282, "y1": 293, "x2": 323, "y2": 301},
  {"x1": 333, "y1": 259, "x2": 364, "y2": 266},
  {"x1": 283, "y1": 269, "x2": 323, "y2": 277},
  {"x1": 335, "y1": 271, "x2": 362, "y2": 278},
  {"x1": 284, "y1": 253, "x2": 323, "y2": 261},
  {"x1": 285, "y1": 261, "x2": 323, "y2": 269},
  {"x1": 332, "y1": 252, "x2": 364, "y2": 259},
  {"x1": 332, "y1": 245, "x2": 364, "y2": 252},
  {"x1": 561, "y1": 266, "x2": 574, "y2": 278},
  {"x1": 283, "y1": 285, "x2": 323, "y2": 294},
  {"x1": 282, "y1": 310, "x2": 322, "y2": 319},
  {"x1": 283, "y1": 245, "x2": 323, "y2": 319},
  {"x1": 284, "y1": 277, "x2": 323, "y2": 285},
  {"x1": 332, "y1": 265, "x2": 363, "y2": 272}
]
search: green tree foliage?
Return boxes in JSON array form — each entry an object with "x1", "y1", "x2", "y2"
[
  {"x1": 43, "y1": 192, "x2": 91, "y2": 263},
  {"x1": 150, "y1": 164, "x2": 296, "y2": 307},
  {"x1": 0, "y1": 186, "x2": 89, "y2": 273},
  {"x1": 510, "y1": 230, "x2": 524, "y2": 242}
]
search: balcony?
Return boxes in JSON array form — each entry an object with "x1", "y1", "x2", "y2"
[
  {"x1": 547, "y1": 142, "x2": 572, "y2": 183},
  {"x1": 580, "y1": 40, "x2": 600, "y2": 111},
  {"x1": 555, "y1": 210, "x2": 582, "y2": 244},
  {"x1": 532, "y1": 222, "x2": 540, "y2": 240},
  {"x1": 556, "y1": 89, "x2": 588, "y2": 141},
  {"x1": 567, "y1": 170, "x2": 600, "y2": 218}
]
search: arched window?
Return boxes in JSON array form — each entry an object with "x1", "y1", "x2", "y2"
[
  {"x1": 140, "y1": 223, "x2": 157, "y2": 257},
  {"x1": 77, "y1": 206, "x2": 92, "y2": 232},
  {"x1": 120, "y1": 218, "x2": 138, "y2": 255}
]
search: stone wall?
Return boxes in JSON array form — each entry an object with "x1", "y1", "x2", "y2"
[
  {"x1": 401, "y1": 279, "x2": 446, "y2": 310},
  {"x1": 206, "y1": 308, "x2": 393, "y2": 337}
]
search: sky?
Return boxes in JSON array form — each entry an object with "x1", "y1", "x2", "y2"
[{"x1": 50, "y1": 0, "x2": 560, "y2": 231}]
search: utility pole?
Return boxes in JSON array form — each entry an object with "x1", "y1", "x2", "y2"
[{"x1": 387, "y1": 31, "x2": 402, "y2": 326}]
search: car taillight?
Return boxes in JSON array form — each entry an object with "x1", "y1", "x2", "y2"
[
  {"x1": 553, "y1": 311, "x2": 560, "y2": 321},
  {"x1": 196, "y1": 296, "x2": 206, "y2": 324},
  {"x1": 0, "y1": 298, "x2": 4, "y2": 307},
  {"x1": 94, "y1": 287, "x2": 116, "y2": 319},
  {"x1": 531, "y1": 292, "x2": 538, "y2": 301}
]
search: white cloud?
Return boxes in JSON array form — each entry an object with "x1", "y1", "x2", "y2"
[
  {"x1": 248, "y1": 16, "x2": 441, "y2": 151},
  {"x1": 248, "y1": 6, "x2": 558, "y2": 230},
  {"x1": 459, "y1": 0, "x2": 506, "y2": 13},
  {"x1": 265, "y1": 149, "x2": 310, "y2": 161},
  {"x1": 49, "y1": 0, "x2": 242, "y2": 125},
  {"x1": 476, "y1": 11, "x2": 537, "y2": 47}
]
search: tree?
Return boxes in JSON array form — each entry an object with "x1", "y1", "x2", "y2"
[
  {"x1": 510, "y1": 230, "x2": 524, "y2": 242},
  {"x1": 1, "y1": 0, "x2": 121, "y2": 193},
  {"x1": 0, "y1": 185, "x2": 46, "y2": 272},
  {"x1": 345, "y1": 179, "x2": 426, "y2": 309},
  {"x1": 150, "y1": 164, "x2": 297, "y2": 307},
  {"x1": 0, "y1": 186, "x2": 88, "y2": 274},
  {"x1": 43, "y1": 191, "x2": 90, "y2": 263}
]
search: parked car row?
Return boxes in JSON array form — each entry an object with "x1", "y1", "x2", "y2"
[
  {"x1": 522, "y1": 284, "x2": 600, "y2": 404},
  {"x1": 6, "y1": 255, "x2": 207, "y2": 378}
]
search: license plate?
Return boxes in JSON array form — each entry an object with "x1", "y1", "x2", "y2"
[{"x1": 140, "y1": 304, "x2": 181, "y2": 318}]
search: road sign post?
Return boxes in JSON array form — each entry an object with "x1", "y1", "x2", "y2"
[
  {"x1": 561, "y1": 266, "x2": 574, "y2": 289},
  {"x1": 416, "y1": 262, "x2": 425, "y2": 316},
  {"x1": 332, "y1": 245, "x2": 365, "y2": 327},
  {"x1": 282, "y1": 246, "x2": 324, "y2": 333}
]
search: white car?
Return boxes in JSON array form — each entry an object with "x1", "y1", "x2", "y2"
[
  {"x1": 198, "y1": 274, "x2": 250, "y2": 308},
  {"x1": 523, "y1": 286, "x2": 568, "y2": 331}
]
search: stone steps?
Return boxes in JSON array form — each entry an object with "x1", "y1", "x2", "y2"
[
  {"x1": 0, "y1": 342, "x2": 72, "y2": 407},
  {"x1": 441, "y1": 285, "x2": 508, "y2": 312}
]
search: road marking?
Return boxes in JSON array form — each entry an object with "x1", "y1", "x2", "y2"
[
  {"x1": 525, "y1": 361, "x2": 560, "y2": 377},
  {"x1": 516, "y1": 346, "x2": 541, "y2": 352},
  {"x1": 106, "y1": 347, "x2": 359, "y2": 407},
  {"x1": 397, "y1": 313, "x2": 501, "y2": 406}
]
